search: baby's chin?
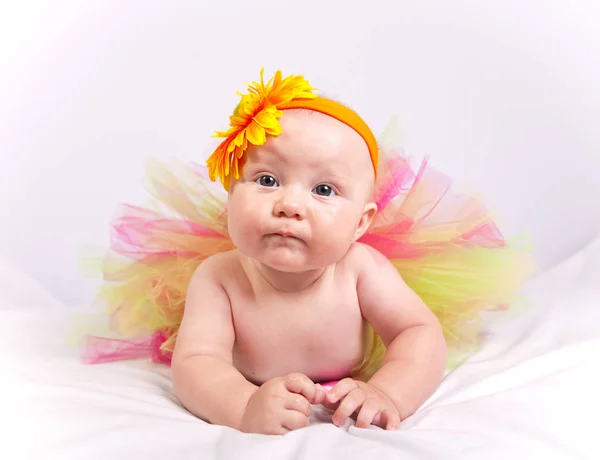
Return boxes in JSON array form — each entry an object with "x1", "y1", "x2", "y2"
[
  {"x1": 237, "y1": 237, "x2": 343, "y2": 273},
  {"x1": 251, "y1": 244, "x2": 340, "y2": 274},
  {"x1": 258, "y1": 250, "x2": 317, "y2": 273}
]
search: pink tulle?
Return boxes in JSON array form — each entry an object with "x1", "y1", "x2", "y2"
[
  {"x1": 82, "y1": 152, "x2": 529, "y2": 368},
  {"x1": 359, "y1": 156, "x2": 506, "y2": 259},
  {"x1": 82, "y1": 331, "x2": 172, "y2": 365},
  {"x1": 110, "y1": 204, "x2": 226, "y2": 260}
]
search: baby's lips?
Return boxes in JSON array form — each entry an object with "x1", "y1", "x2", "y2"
[{"x1": 272, "y1": 230, "x2": 303, "y2": 240}]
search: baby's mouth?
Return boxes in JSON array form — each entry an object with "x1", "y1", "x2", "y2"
[
  {"x1": 268, "y1": 232, "x2": 304, "y2": 242},
  {"x1": 276, "y1": 231, "x2": 296, "y2": 238}
]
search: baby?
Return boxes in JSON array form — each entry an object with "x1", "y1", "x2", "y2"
[{"x1": 171, "y1": 73, "x2": 447, "y2": 435}]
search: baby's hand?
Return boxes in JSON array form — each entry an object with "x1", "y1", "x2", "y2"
[
  {"x1": 239, "y1": 373, "x2": 325, "y2": 435},
  {"x1": 325, "y1": 378, "x2": 401, "y2": 430}
]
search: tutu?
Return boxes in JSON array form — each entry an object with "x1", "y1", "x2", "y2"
[{"x1": 80, "y1": 119, "x2": 534, "y2": 379}]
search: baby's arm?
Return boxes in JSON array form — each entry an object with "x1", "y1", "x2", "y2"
[
  {"x1": 171, "y1": 257, "x2": 257, "y2": 429},
  {"x1": 172, "y1": 256, "x2": 320, "y2": 434},
  {"x1": 356, "y1": 245, "x2": 447, "y2": 420}
]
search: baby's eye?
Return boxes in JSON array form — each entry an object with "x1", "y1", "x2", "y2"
[
  {"x1": 256, "y1": 175, "x2": 279, "y2": 187},
  {"x1": 312, "y1": 184, "x2": 336, "y2": 197}
]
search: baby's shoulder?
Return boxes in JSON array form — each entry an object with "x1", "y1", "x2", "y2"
[
  {"x1": 190, "y1": 249, "x2": 241, "y2": 283},
  {"x1": 343, "y1": 243, "x2": 400, "y2": 287},
  {"x1": 344, "y1": 242, "x2": 390, "y2": 269}
]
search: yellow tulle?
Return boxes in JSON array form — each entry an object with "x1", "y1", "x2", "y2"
[{"x1": 79, "y1": 123, "x2": 535, "y2": 378}]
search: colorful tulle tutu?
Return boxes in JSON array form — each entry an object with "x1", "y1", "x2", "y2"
[{"x1": 80, "y1": 122, "x2": 534, "y2": 378}]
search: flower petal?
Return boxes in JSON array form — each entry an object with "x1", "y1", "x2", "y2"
[
  {"x1": 270, "y1": 70, "x2": 282, "y2": 92},
  {"x1": 206, "y1": 140, "x2": 229, "y2": 181},
  {"x1": 233, "y1": 129, "x2": 246, "y2": 148},
  {"x1": 214, "y1": 126, "x2": 238, "y2": 138},
  {"x1": 254, "y1": 109, "x2": 280, "y2": 131},
  {"x1": 245, "y1": 121, "x2": 266, "y2": 145}
]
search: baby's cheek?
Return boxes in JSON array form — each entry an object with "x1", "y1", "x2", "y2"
[
  {"x1": 228, "y1": 205, "x2": 255, "y2": 244},
  {"x1": 321, "y1": 208, "x2": 359, "y2": 240},
  {"x1": 312, "y1": 223, "x2": 355, "y2": 263},
  {"x1": 314, "y1": 205, "x2": 344, "y2": 230}
]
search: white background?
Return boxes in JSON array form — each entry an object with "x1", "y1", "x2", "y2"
[{"x1": 1, "y1": 0, "x2": 599, "y2": 307}]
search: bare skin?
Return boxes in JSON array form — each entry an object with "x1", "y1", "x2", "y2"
[{"x1": 172, "y1": 110, "x2": 447, "y2": 435}]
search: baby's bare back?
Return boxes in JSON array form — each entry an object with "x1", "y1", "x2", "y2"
[{"x1": 218, "y1": 250, "x2": 368, "y2": 385}]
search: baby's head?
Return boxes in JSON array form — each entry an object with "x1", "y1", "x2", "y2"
[{"x1": 207, "y1": 70, "x2": 379, "y2": 272}]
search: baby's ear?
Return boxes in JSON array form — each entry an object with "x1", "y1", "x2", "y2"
[{"x1": 354, "y1": 202, "x2": 378, "y2": 241}]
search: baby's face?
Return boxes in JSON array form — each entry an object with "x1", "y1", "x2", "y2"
[{"x1": 226, "y1": 109, "x2": 377, "y2": 272}]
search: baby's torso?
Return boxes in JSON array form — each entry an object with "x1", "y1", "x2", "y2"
[{"x1": 221, "y1": 252, "x2": 368, "y2": 385}]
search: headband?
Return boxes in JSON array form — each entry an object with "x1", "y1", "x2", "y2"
[{"x1": 206, "y1": 69, "x2": 378, "y2": 190}]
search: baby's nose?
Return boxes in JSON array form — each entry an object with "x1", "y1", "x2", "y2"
[{"x1": 273, "y1": 188, "x2": 307, "y2": 219}]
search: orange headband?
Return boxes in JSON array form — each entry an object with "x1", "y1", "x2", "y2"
[{"x1": 206, "y1": 69, "x2": 378, "y2": 190}]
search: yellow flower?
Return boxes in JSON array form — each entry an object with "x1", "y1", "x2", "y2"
[{"x1": 206, "y1": 68, "x2": 317, "y2": 189}]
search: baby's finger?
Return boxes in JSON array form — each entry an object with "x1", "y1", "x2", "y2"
[
  {"x1": 384, "y1": 409, "x2": 401, "y2": 430},
  {"x1": 282, "y1": 410, "x2": 310, "y2": 431},
  {"x1": 332, "y1": 388, "x2": 365, "y2": 427},
  {"x1": 375, "y1": 408, "x2": 401, "y2": 431},
  {"x1": 354, "y1": 397, "x2": 381, "y2": 429},
  {"x1": 312, "y1": 384, "x2": 328, "y2": 406},
  {"x1": 327, "y1": 378, "x2": 359, "y2": 404},
  {"x1": 284, "y1": 373, "x2": 317, "y2": 403},
  {"x1": 285, "y1": 394, "x2": 312, "y2": 417},
  {"x1": 319, "y1": 397, "x2": 340, "y2": 412},
  {"x1": 315, "y1": 383, "x2": 339, "y2": 411}
]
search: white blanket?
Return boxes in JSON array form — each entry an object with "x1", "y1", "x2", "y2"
[{"x1": 2, "y1": 236, "x2": 599, "y2": 459}]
